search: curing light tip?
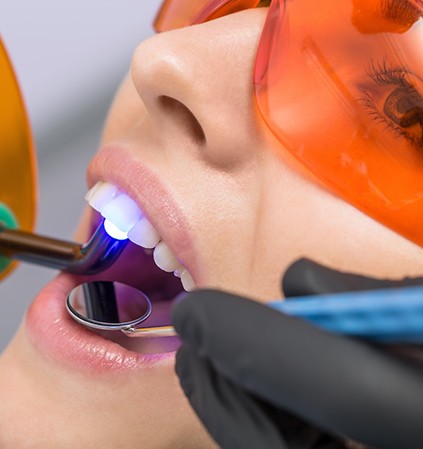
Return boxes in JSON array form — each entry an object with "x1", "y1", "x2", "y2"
[{"x1": 104, "y1": 219, "x2": 128, "y2": 240}]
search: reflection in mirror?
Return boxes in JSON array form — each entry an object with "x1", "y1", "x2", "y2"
[{"x1": 67, "y1": 281, "x2": 152, "y2": 331}]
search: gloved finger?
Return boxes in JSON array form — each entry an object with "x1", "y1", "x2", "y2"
[
  {"x1": 283, "y1": 258, "x2": 423, "y2": 297},
  {"x1": 176, "y1": 344, "x2": 291, "y2": 449},
  {"x1": 172, "y1": 290, "x2": 423, "y2": 449},
  {"x1": 177, "y1": 345, "x2": 345, "y2": 449}
]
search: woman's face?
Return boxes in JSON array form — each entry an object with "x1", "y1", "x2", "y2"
[{"x1": 1, "y1": 6, "x2": 423, "y2": 448}]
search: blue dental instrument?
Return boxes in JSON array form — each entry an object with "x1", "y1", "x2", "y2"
[{"x1": 269, "y1": 286, "x2": 423, "y2": 343}]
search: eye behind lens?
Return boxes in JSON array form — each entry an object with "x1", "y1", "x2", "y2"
[{"x1": 384, "y1": 86, "x2": 423, "y2": 142}]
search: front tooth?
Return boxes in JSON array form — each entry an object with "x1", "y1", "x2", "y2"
[
  {"x1": 85, "y1": 182, "x2": 120, "y2": 213},
  {"x1": 128, "y1": 216, "x2": 161, "y2": 249},
  {"x1": 100, "y1": 194, "x2": 142, "y2": 232},
  {"x1": 180, "y1": 269, "x2": 195, "y2": 291},
  {"x1": 153, "y1": 241, "x2": 180, "y2": 272},
  {"x1": 84, "y1": 182, "x2": 102, "y2": 202}
]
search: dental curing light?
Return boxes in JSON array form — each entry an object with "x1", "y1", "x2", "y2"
[
  {"x1": 0, "y1": 38, "x2": 127, "y2": 278},
  {"x1": 103, "y1": 218, "x2": 129, "y2": 240},
  {"x1": 0, "y1": 217, "x2": 128, "y2": 274}
]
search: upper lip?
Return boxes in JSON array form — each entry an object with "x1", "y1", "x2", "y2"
[{"x1": 86, "y1": 143, "x2": 199, "y2": 284}]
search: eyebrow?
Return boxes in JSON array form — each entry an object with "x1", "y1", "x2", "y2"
[{"x1": 379, "y1": 0, "x2": 421, "y2": 24}]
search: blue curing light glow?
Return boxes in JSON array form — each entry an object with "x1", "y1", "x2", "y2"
[{"x1": 104, "y1": 219, "x2": 128, "y2": 240}]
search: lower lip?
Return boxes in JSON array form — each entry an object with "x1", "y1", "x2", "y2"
[{"x1": 25, "y1": 274, "x2": 177, "y2": 373}]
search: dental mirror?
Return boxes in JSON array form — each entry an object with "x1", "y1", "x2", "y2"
[{"x1": 66, "y1": 281, "x2": 177, "y2": 337}]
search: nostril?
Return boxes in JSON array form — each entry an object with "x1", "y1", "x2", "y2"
[{"x1": 158, "y1": 95, "x2": 206, "y2": 145}]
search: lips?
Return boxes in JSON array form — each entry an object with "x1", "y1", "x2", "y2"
[
  {"x1": 25, "y1": 239, "x2": 183, "y2": 371},
  {"x1": 24, "y1": 142, "x2": 198, "y2": 373}
]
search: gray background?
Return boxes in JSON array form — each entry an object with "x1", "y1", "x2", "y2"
[{"x1": 0, "y1": 1, "x2": 162, "y2": 351}]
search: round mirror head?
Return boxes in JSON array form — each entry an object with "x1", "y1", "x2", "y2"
[
  {"x1": 0, "y1": 38, "x2": 37, "y2": 280},
  {"x1": 66, "y1": 281, "x2": 152, "y2": 331}
]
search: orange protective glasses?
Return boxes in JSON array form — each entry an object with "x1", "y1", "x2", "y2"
[{"x1": 155, "y1": 0, "x2": 423, "y2": 247}]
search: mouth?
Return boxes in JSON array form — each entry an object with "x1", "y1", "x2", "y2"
[
  {"x1": 76, "y1": 178, "x2": 194, "y2": 351},
  {"x1": 85, "y1": 180, "x2": 196, "y2": 293},
  {"x1": 85, "y1": 142, "x2": 202, "y2": 346},
  {"x1": 25, "y1": 144, "x2": 199, "y2": 372}
]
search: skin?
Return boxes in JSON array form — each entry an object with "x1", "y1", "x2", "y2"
[{"x1": 1, "y1": 7, "x2": 423, "y2": 448}]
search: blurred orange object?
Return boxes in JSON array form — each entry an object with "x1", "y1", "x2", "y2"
[{"x1": 0, "y1": 38, "x2": 37, "y2": 279}]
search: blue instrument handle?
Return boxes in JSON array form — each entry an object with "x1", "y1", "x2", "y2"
[{"x1": 268, "y1": 286, "x2": 423, "y2": 343}]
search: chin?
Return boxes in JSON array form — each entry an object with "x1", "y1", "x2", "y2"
[{"x1": 0, "y1": 321, "x2": 216, "y2": 448}]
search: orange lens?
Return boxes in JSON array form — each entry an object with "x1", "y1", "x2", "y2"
[
  {"x1": 154, "y1": 0, "x2": 210, "y2": 31},
  {"x1": 255, "y1": 0, "x2": 423, "y2": 246},
  {"x1": 154, "y1": 0, "x2": 262, "y2": 32}
]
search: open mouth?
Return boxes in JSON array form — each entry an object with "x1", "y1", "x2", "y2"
[{"x1": 76, "y1": 180, "x2": 194, "y2": 353}]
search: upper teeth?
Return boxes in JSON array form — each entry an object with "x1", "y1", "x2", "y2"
[{"x1": 85, "y1": 181, "x2": 195, "y2": 291}]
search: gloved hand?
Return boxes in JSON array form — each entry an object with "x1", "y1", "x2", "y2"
[{"x1": 172, "y1": 259, "x2": 423, "y2": 449}]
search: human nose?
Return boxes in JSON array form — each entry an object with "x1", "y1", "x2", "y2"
[{"x1": 130, "y1": 9, "x2": 268, "y2": 166}]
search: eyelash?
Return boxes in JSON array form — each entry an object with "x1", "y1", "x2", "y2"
[
  {"x1": 359, "y1": 60, "x2": 422, "y2": 148},
  {"x1": 368, "y1": 60, "x2": 411, "y2": 88}
]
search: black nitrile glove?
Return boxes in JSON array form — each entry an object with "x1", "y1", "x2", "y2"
[
  {"x1": 282, "y1": 258, "x2": 423, "y2": 297},
  {"x1": 172, "y1": 259, "x2": 423, "y2": 449}
]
